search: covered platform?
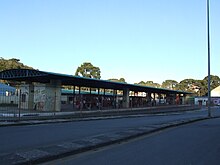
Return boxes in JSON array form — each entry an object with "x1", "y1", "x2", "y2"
[{"x1": 0, "y1": 69, "x2": 191, "y2": 112}]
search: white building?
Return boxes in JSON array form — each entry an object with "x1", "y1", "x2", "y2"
[
  {"x1": 194, "y1": 85, "x2": 220, "y2": 106},
  {"x1": 211, "y1": 86, "x2": 220, "y2": 97},
  {"x1": 0, "y1": 83, "x2": 18, "y2": 104}
]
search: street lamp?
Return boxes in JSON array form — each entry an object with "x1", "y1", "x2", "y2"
[{"x1": 207, "y1": 0, "x2": 211, "y2": 117}]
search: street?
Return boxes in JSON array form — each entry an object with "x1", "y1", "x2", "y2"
[
  {"x1": 0, "y1": 108, "x2": 213, "y2": 154},
  {"x1": 42, "y1": 116, "x2": 220, "y2": 165},
  {"x1": 0, "y1": 107, "x2": 220, "y2": 165}
]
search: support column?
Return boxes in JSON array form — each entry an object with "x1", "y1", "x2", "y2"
[
  {"x1": 79, "y1": 87, "x2": 83, "y2": 111},
  {"x1": 166, "y1": 93, "x2": 170, "y2": 105},
  {"x1": 174, "y1": 94, "x2": 177, "y2": 105},
  {"x1": 182, "y1": 94, "x2": 186, "y2": 105},
  {"x1": 19, "y1": 83, "x2": 34, "y2": 110},
  {"x1": 170, "y1": 94, "x2": 176, "y2": 105},
  {"x1": 176, "y1": 94, "x2": 180, "y2": 105},
  {"x1": 153, "y1": 93, "x2": 156, "y2": 106},
  {"x1": 45, "y1": 80, "x2": 61, "y2": 111},
  {"x1": 97, "y1": 88, "x2": 101, "y2": 110},
  {"x1": 147, "y1": 92, "x2": 152, "y2": 106},
  {"x1": 113, "y1": 89, "x2": 117, "y2": 109},
  {"x1": 158, "y1": 94, "x2": 162, "y2": 105},
  {"x1": 28, "y1": 83, "x2": 34, "y2": 110},
  {"x1": 123, "y1": 88, "x2": 130, "y2": 108},
  {"x1": 72, "y1": 86, "x2": 75, "y2": 110},
  {"x1": 148, "y1": 93, "x2": 152, "y2": 101}
]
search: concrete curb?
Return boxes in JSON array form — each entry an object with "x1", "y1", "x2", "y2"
[{"x1": 0, "y1": 116, "x2": 213, "y2": 165}]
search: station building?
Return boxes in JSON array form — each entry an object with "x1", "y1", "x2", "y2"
[{"x1": 0, "y1": 69, "x2": 191, "y2": 112}]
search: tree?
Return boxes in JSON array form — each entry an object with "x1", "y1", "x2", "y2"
[
  {"x1": 198, "y1": 75, "x2": 220, "y2": 96},
  {"x1": 204, "y1": 75, "x2": 220, "y2": 89},
  {"x1": 135, "y1": 81, "x2": 161, "y2": 88},
  {"x1": 0, "y1": 57, "x2": 34, "y2": 85},
  {"x1": 196, "y1": 80, "x2": 206, "y2": 96},
  {"x1": 108, "y1": 78, "x2": 126, "y2": 83},
  {"x1": 0, "y1": 57, "x2": 33, "y2": 71},
  {"x1": 176, "y1": 79, "x2": 199, "y2": 93},
  {"x1": 145, "y1": 81, "x2": 161, "y2": 88},
  {"x1": 162, "y1": 80, "x2": 178, "y2": 90},
  {"x1": 75, "y1": 62, "x2": 101, "y2": 79}
]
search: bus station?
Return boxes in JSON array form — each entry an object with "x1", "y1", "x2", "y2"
[{"x1": 0, "y1": 69, "x2": 191, "y2": 113}]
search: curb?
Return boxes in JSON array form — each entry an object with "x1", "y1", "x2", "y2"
[{"x1": 0, "y1": 116, "x2": 213, "y2": 165}]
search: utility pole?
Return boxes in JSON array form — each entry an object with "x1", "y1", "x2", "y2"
[{"x1": 207, "y1": 0, "x2": 211, "y2": 117}]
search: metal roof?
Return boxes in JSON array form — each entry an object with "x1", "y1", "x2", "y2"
[{"x1": 0, "y1": 69, "x2": 191, "y2": 95}]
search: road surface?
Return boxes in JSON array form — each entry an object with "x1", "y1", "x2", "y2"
[
  {"x1": 0, "y1": 108, "x2": 214, "y2": 154},
  {"x1": 42, "y1": 117, "x2": 220, "y2": 165}
]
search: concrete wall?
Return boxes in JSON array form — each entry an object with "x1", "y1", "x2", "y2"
[
  {"x1": 194, "y1": 97, "x2": 208, "y2": 106},
  {"x1": 194, "y1": 96, "x2": 220, "y2": 106},
  {"x1": 19, "y1": 81, "x2": 61, "y2": 111}
]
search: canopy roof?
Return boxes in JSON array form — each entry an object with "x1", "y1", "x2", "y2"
[{"x1": 0, "y1": 69, "x2": 191, "y2": 95}]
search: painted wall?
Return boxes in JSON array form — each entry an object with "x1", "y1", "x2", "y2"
[
  {"x1": 194, "y1": 97, "x2": 220, "y2": 106},
  {"x1": 20, "y1": 83, "x2": 61, "y2": 111}
]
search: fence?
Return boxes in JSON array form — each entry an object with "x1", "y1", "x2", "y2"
[
  {"x1": 0, "y1": 86, "x2": 60, "y2": 121},
  {"x1": 0, "y1": 85, "x2": 194, "y2": 122}
]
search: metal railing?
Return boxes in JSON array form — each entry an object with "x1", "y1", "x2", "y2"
[{"x1": 0, "y1": 87, "x2": 194, "y2": 121}]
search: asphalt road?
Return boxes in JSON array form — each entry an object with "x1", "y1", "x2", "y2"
[
  {"x1": 43, "y1": 116, "x2": 220, "y2": 165},
  {"x1": 0, "y1": 107, "x2": 219, "y2": 155}
]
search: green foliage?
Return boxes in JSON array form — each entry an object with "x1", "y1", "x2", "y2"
[
  {"x1": 135, "y1": 81, "x2": 161, "y2": 88},
  {"x1": 0, "y1": 57, "x2": 33, "y2": 71},
  {"x1": 203, "y1": 75, "x2": 220, "y2": 89},
  {"x1": 176, "y1": 79, "x2": 198, "y2": 92},
  {"x1": 136, "y1": 76, "x2": 220, "y2": 96},
  {"x1": 0, "y1": 57, "x2": 34, "y2": 85},
  {"x1": 108, "y1": 78, "x2": 126, "y2": 83},
  {"x1": 161, "y1": 80, "x2": 178, "y2": 90},
  {"x1": 198, "y1": 75, "x2": 220, "y2": 96},
  {"x1": 174, "y1": 76, "x2": 220, "y2": 96},
  {"x1": 75, "y1": 62, "x2": 101, "y2": 79}
]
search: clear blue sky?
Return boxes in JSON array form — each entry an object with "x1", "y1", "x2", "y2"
[{"x1": 0, "y1": 0, "x2": 219, "y2": 84}]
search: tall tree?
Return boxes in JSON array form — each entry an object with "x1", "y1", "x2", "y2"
[
  {"x1": 135, "y1": 81, "x2": 161, "y2": 88},
  {"x1": 162, "y1": 80, "x2": 178, "y2": 89},
  {"x1": 0, "y1": 57, "x2": 33, "y2": 71},
  {"x1": 198, "y1": 75, "x2": 220, "y2": 96},
  {"x1": 176, "y1": 79, "x2": 198, "y2": 93},
  {"x1": 75, "y1": 62, "x2": 101, "y2": 79},
  {"x1": 0, "y1": 57, "x2": 34, "y2": 85},
  {"x1": 145, "y1": 81, "x2": 161, "y2": 88},
  {"x1": 204, "y1": 75, "x2": 220, "y2": 89},
  {"x1": 108, "y1": 78, "x2": 126, "y2": 83}
]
